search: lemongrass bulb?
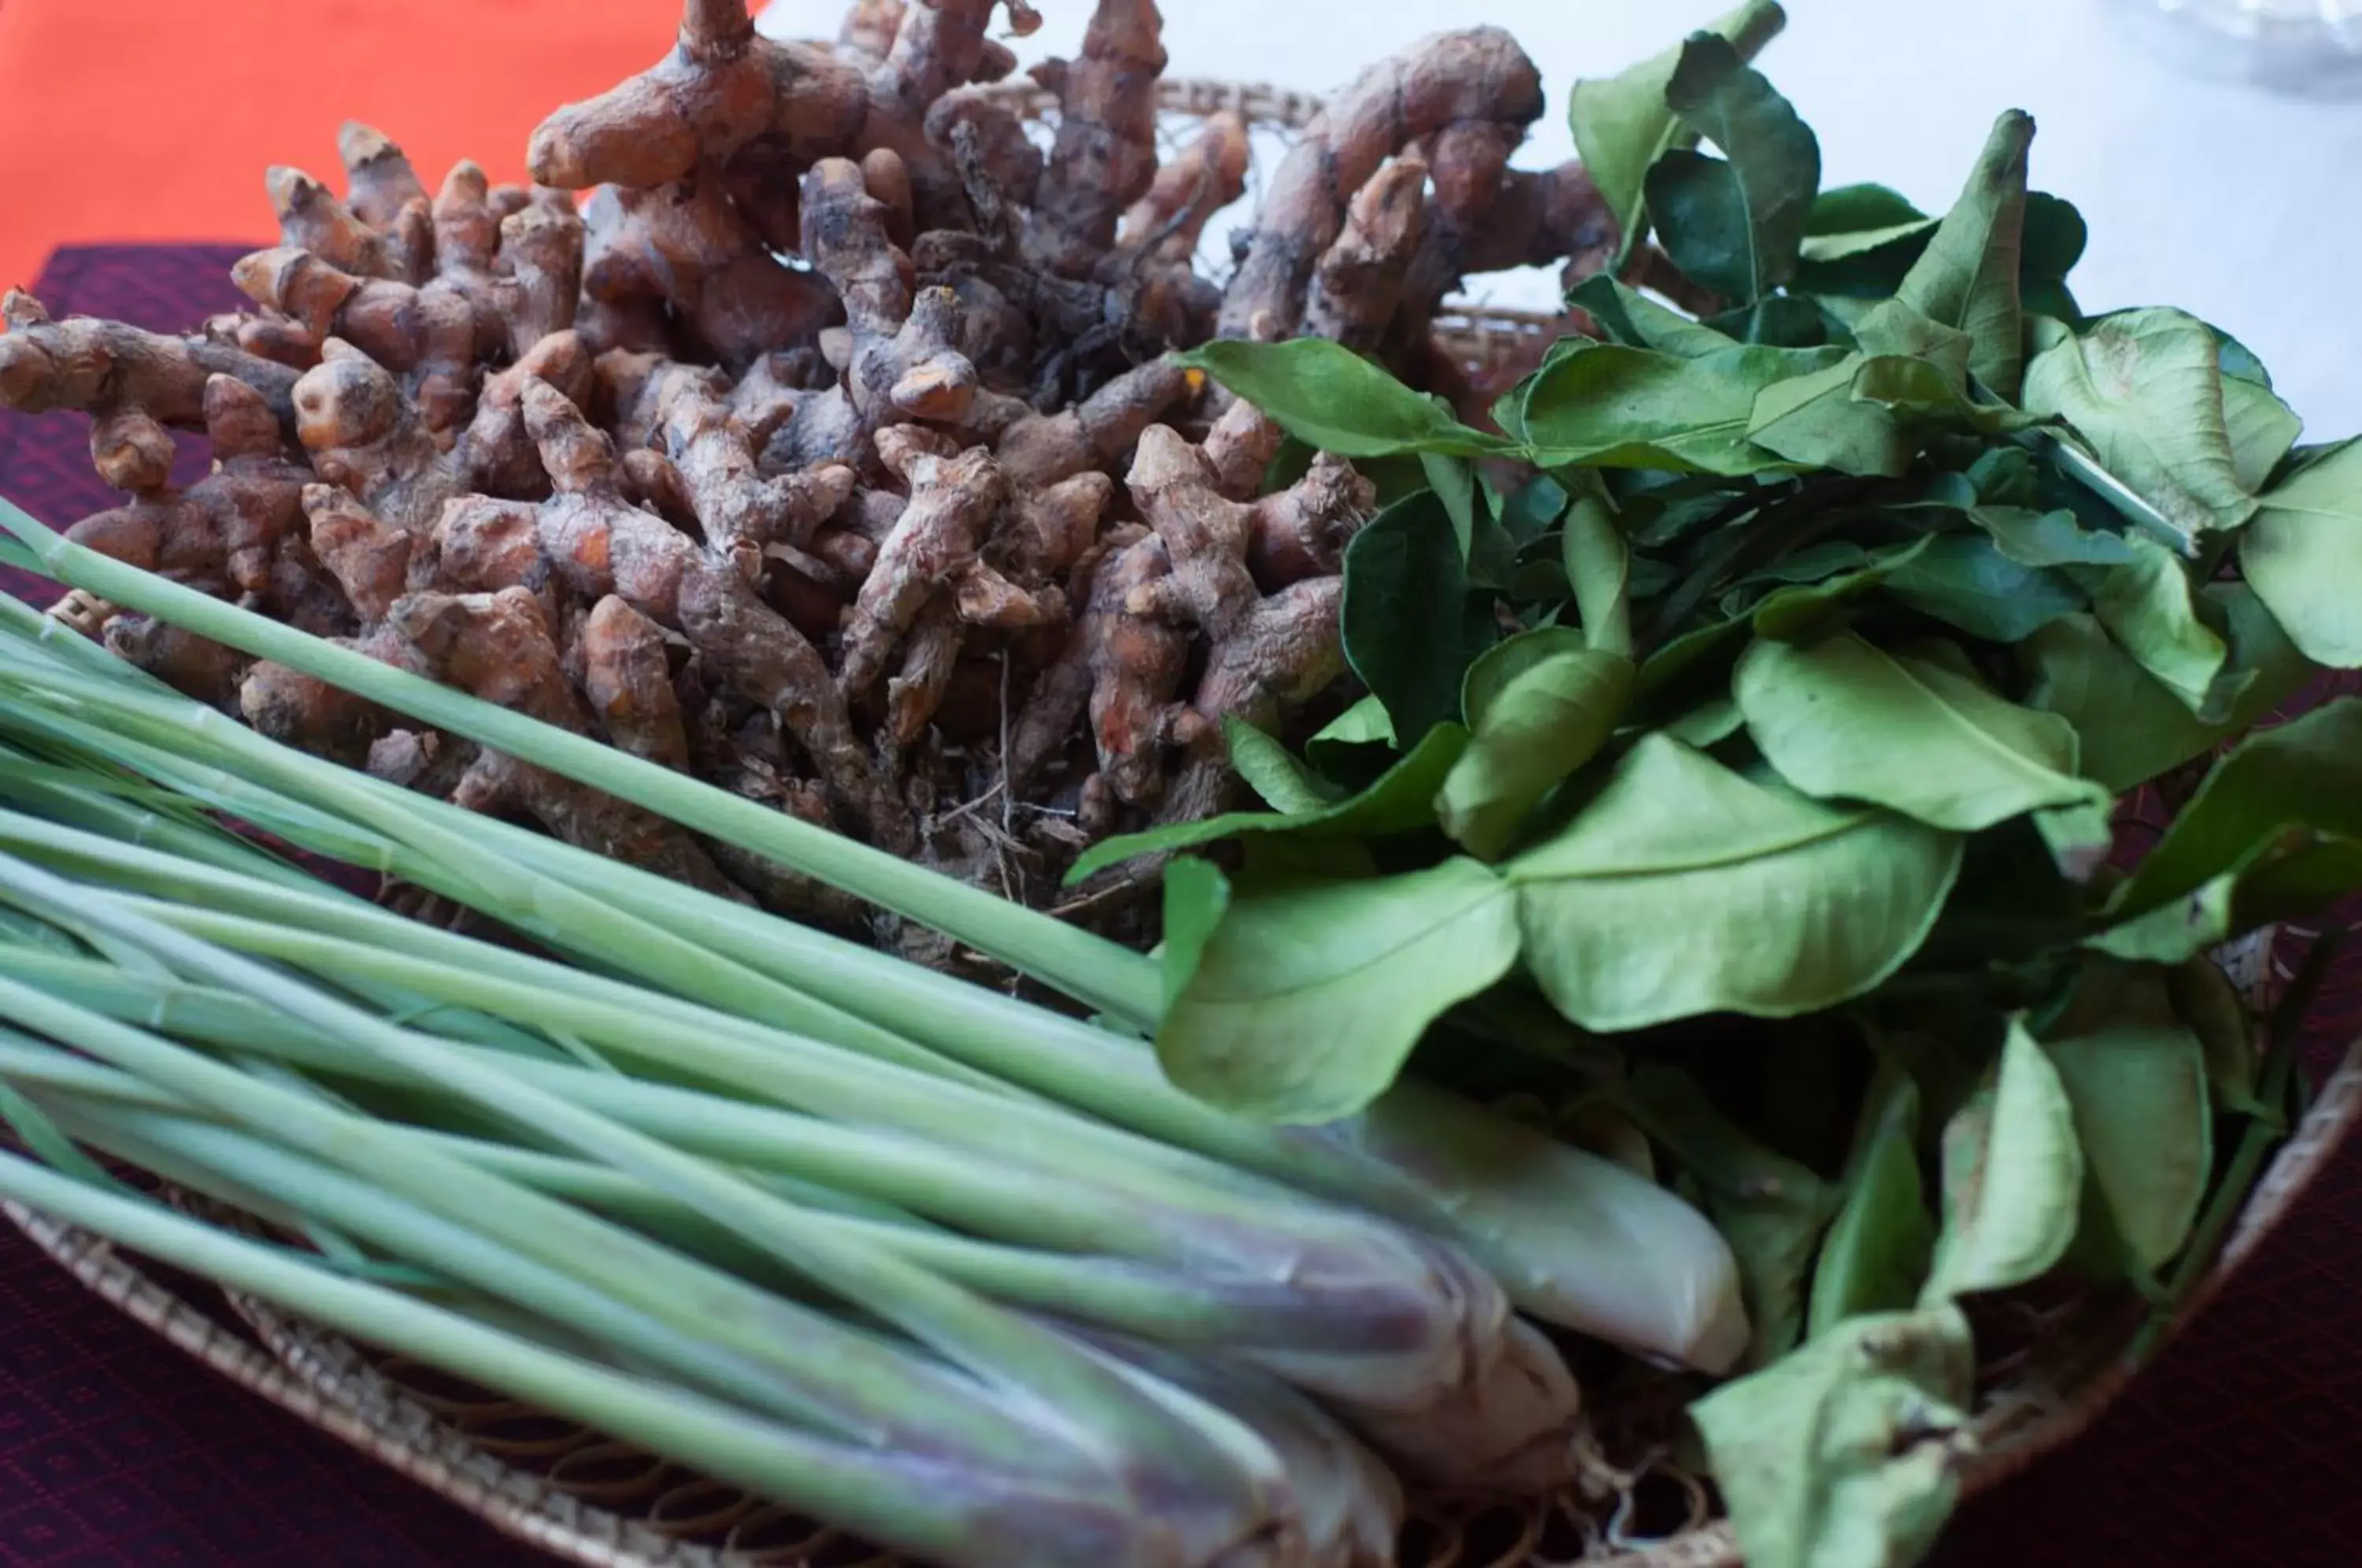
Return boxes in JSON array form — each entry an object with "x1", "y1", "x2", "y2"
[
  {"x1": 1316, "y1": 1078, "x2": 1753, "y2": 1374},
  {"x1": 1333, "y1": 1317, "x2": 1585, "y2": 1494},
  {"x1": 1083, "y1": 1334, "x2": 1401, "y2": 1568}
]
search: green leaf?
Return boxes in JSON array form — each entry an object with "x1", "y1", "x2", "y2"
[
  {"x1": 1746, "y1": 301, "x2": 2022, "y2": 475},
  {"x1": 2019, "y1": 192, "x2": 2089, "y2": 323},
  {"x1": 1796, "y1": 223, "x2": 1941, "y2": 299},
  {"x1": 1419, "y1": 450, "x2": 1479, "y2": 560},
  {"x1": 1153, "y1": 857, "x2": 1523, "y2": 1122},
  {"x1": 1638, "y1": 615, "x2": 1753, "y2": 702},
  {"x1": 1965, "y1": 445, "x2": 2044, "y2": 506},
  {"x1": 1894, "y1": 111, "x2": 2034, "y2": 401},
  {"x1": 1567, "y1": 0, "x2": 1790, "y2": 250},
  {"x1": 1341, "y1": 490, "x2": 1498, "y2": 738},
  {"x1": 2043, "y1": 969, "x2": 2212, "y2": 1273},
  {"x1": 1646, "y1": 34, "x2": 1822, "y2": 303},
  {"x1": 1847, "y1": 356, "x2": 2045, "y2": 435},
  {"x1": 1848, "y1": 300, "x2": 1975, "y2": 373},
  {"x1": 1734, "y1": 541, "x2": 1873, "y2": 590},
  {"x1": 1920, "y1": 1020, "x2": 2083, "y2": 1303},
  {"x1": 1969, "y1": 505, "x2": 2138, "y2": 568},
  {"x1": 1799, "y1": 218, "x2": 1933, "y2": 264},
  {"x1": 1171, "y1": 341, "x2": 1511, "y2": 459},
  {"x1": 1158, "y1": 856, "x2": 1231, "y2": 1013},
  {"x1": 1561, "y1": 490, "x2": 1634, "y2": 657},
  {"x1": 2105, "y1": 699, "x2": 2362, "y2": 926},
  {"x1": 1809, "y1": 1064, "x2": 1934, "y2": 1337},
  {"x1": 1226, "y1": 718, "x2": 1338, "y2": 814},
  {"x1": 1752, "y1": 536, "x2": 1934, "y2": 642},
  {"x1": 1305, "y1": 694, "x2": 1396, "y2": 767},
  {"x1": 1710, "y1": 294, "x2": 1832, "y2": 347},
  {"x1": 2239, "y1": 435, "x2": 2362, "y2": 668},
  {"x1": 1490, "y1": 338, "x2": 1586, "y2": 449},
  {"x1": 1886, "y1": 533, "x2": 2086, "y2": 644},
  {"x1": 2020, "y1": 584, "x2": 2311, "y2": 791},
  {"x1": 1664, "y1": 692, "x2": 1746, "y2": 747},
  {"x1": 1797, "y1": 186, "x2": 2082, "y2": 320},
  {"x1": 1065, "y1": 723, "x2": 1472, "y2": 881},
  {"x1": 2212, "y1": 324, "x2": 2275, "y2": 386},
  {"x1": 1738, "y1": 634, "x2": 2107, "y2": 834},
  {"x1": 2082, "y1": 533, "x2": 2227, "y2": 713},
  {"x1": 1507, "y1": 735, "x2": 1962, "y2": 1031},
  {"x1": 1496, "y1": 472, "x2": 1571, "y2": 545},
  {"x1": 1746, "y1": 355, "x2": 1914, "y2": 477},
  {"x1": 2171, "y1": 957, "x2": 2268, "y2": 1117},
  {"x1": 1693, "y1": 1304, "x2": 1975, "y2": 1568},
  {"x1": 1438, "y1": 633, "x2": 1634, "y2": 860},
  {"x1": 1567, "y1": 274, "x2": 1738, "y2": 358},
  {"x1": 1623, "y1": 1063, "x2": 1834, "y2": 1366},
  {"x1": 1805, "y1": 183, "x2": 1927, "y2": 236},
  {"x1": 2020, "y1": 309, "x2": 2260, "y2": 549},
  {"x1": 1747, "y1": 347, "x2": 2041, "y2": 480},
  {"x1": 1794, "y1": 184, "x2": 1937, "y2": 299},
  {"x1": 2035, "y1": 796, "x2": 2117, "y2": 881},
  {"x1": 1518, "y1": 340, "x2": 1847, "y2": 474},
  {"x1": 2220, "y1": 372, "x2": 2301, "y2": 494}
]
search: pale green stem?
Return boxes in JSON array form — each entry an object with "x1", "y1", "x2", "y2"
[
  {"x1": 0, "y1": 1146, "x2": 1216, "y2": 1568},
  {"x1": 0, "y1": 933, "x2": 1461, "y2": 1366},
  {"x1": 0, "y1": 934, "x2": 1040, "y2": 1460},
  {"x1": 0, "y1": 855, "x2": 1287, "y2": 1501}
]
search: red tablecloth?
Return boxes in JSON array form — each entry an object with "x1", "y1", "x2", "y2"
[{"x1": 3, "y1": 246, "x2": 2360, "y2": 1567}]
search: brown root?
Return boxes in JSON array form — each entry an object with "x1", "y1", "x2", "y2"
[{"x1": 1218, "y1": 26, "x2": 1545, "y2": 343}]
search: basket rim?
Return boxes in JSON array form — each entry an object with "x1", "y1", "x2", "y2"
[
  {"x1": 11, "y1": 1031, "x2": 2358, "y2": 1568},
  {"x1": 4, "y1": 65, "x2": 2349, "y2": 1568}
]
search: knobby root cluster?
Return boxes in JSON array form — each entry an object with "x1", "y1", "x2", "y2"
[{"x1": 2, "y1": 0, "x2": 1644, "y2": 938}]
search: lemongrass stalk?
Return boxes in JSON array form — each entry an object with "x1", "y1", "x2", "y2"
[
  {"x1": 2, "y1": 822, "x2": 1403, "y2": 1245},
  {"x1": 0, "y1": 1024, "x2": 1467, "y2": 1401},
  {"x1": 0, "y1": 1147, "x2": 1305, "y2": 1568},
  {"x1": 0, "y1": 816, "x2": 1535, "y2": 1386},
  {"x1": 0, "y1": 702, "x2": 1406, "y2": 1196},
  {"x1": 9, "y1": 859, "x2": 1516, "y2": 1440},
  {"x1": 4, "y1": 938, "x2": 1498, "y2": 1392},
  {"x1": 0, "y1": 966, "x2": 1049, "y2": 1461},
  {"x1": 34, "y1": 1092, "x2": 1018, "y2": 1426},
  {"x1": 11, "y1": 877, "x2": 1307, "y2": 1523},
  {"x1": 0, "y1": 511, "x2": 1162, "y2": 1022},
  {"x1": 0, "y1": 1030, "x2": 906, "y2": 1259},
  {"x1": 0, "y1": 597, "x2": 1750, "y2": 1372},
  {"x1": 0, "y1": 697, "x2": 1007, "y2": 1096},
  {"x1": 0, "y1": 1027, "x2": 443, "y2": 1291},
  {"x1": 413, "y1": 1134, "x2": 1440, "y2": 1350},
  {"x1": 0, "y1": 760, "x2": 586, "y2": 1066}
]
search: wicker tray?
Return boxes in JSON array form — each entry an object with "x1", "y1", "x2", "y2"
[{"x1": 8, "y1": 64, "x2": 2360, "y2": 1568}]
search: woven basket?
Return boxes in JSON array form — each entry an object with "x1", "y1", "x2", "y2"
[
  {"x1": 7, "y1": 1030, "x2": 2356, "y2": 1568},
  {"x1": 9, "y1": 69, "x2": 2360, "y2": 1568}
]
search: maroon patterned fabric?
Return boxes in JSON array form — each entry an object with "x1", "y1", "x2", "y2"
[{"x1": 2, "y1": 246, "x2": 2360, "y2": 1568}]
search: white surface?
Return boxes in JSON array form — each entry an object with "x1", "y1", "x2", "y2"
[{"x1": 761, "y1": 0, "x2": 2362, "y2": 438}]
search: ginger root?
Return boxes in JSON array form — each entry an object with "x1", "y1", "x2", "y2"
[
  {"x1": 13, "y1": 0, "x2": 1627, "y2": 926},
  {"x1": 759, "y1": 157, "x2": 979, "y2": 471},
  {"x1": 527, "y1": 0, "x2": 1032, "y2": 223},
  {"x1": 1220, "y1": 28, "x2": 1544, "y2": 345},
  {"x1": 388, "y1": 586, "x2": 752, "y2": 902},
  {"x1": 1098, "y1": 421, "x2": 1368, "y2": 819},
  {"x1": 520, "y1": 379, "x2": 915, "y2": 849},
  {"x1": 1, "y1": 290, "x2": 302, "y2": 490},
  {"x1": 1026, "y1": 0, "x2": 1167, "y2": 277}
]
